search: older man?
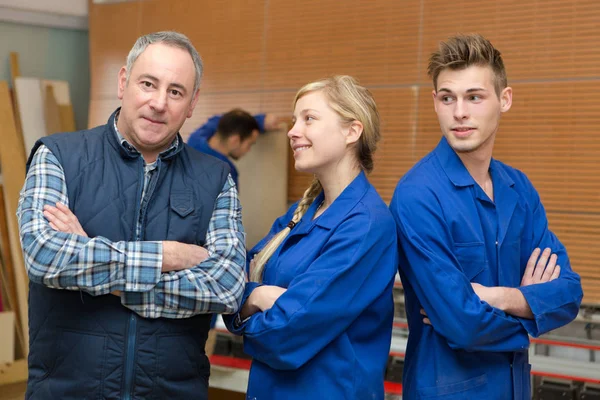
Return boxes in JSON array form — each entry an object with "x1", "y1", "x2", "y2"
[{"x1": 18, "y1": 31, "x2": 246, "y2": 399}]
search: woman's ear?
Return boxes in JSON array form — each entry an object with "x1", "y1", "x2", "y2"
[{"x1": 345, "y1": 120, "x2": 364, "y2": 145}]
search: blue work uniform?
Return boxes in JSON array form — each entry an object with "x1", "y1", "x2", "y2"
[
  {"x1": 389, "y1": 137, "x2": 583, "y2": 399},
  {"x1": 187, "y1": 114, "x2": 266, "y2": 188},
  {"x1": 225, "y1": 171, "x2": 398, "y2": 400}
]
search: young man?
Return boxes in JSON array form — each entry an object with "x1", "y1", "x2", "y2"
[
  {"x1": 187, "y1": 109, "x2": 283, "y2": 187},
  {"x1": 18, "y1": 31, "x2": 246, "y2": 399},
  {"x1": 389, "y1": 34, "x2": 583, "y2": 399}
]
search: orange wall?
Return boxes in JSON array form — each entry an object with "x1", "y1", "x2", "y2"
[{"x1": 88, "y1": 0, "x2": 600, "y2": 303}]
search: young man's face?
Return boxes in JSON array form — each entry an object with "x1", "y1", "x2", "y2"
[
  {"x1": 433, "y1": 65, "x2": 512, "y2": 156},
  {"x1": 228, "y1": 129, "x2": 259, "y2": 160}
]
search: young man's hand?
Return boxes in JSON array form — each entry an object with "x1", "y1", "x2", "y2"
[
  {"x1": 264, "y1": 114, "x2": 292, "y2": 131},
  {"x1": 521, "y1": 247, "x2": 560, "y2": 286}
]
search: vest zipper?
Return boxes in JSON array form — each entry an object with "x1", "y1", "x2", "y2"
[
  {"x1": 122, "y1": 313, "x2": 138, "y2": 400},
  {"x1": 122, "y1": 159, "x2": 146, "y2": 399},
  {"x1": 122, "y1": 158, "x2": 161, "y2": 399}
]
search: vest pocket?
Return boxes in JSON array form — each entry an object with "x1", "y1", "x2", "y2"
[
  {"x1": 47, "y1": 330, "x2": 107, "y2": 399},
  {"x1": 170, "y1": 191, "x2": 194, "y2": 217},
  {"x1": 154, "y1": 334, "x2": 209, "y2": 399},
  {"x1": 167, "y1": 191, "x2": 201, "y2": 243}
]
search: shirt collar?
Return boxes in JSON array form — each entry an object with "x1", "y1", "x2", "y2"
[
  {"x1": 433, "y1": 137, "x2": 476, "y2": 187},
  {"x1": 299, "y1": 170, "x2": 371, "y2": 230},
  {"x1": 434, "y1": 137, "x2": 514, "y2": 188}
]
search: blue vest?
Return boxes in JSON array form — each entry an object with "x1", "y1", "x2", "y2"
[{"x1": 25, "y1": 110, "x2": 230, "y2": 400}]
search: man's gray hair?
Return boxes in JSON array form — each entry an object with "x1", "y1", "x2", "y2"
[{"x1": 125, "y1": 31, "x2": 203, "y2": 94}]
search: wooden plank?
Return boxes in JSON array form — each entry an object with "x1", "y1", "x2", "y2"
[
  {"x1": 15, "y1": 78, "x2": 76, "y2": 156},
  {"x1": 9, "y1": 53, "x2": 20, "y2": 81},
  {"x1": 0, "y1": 358, "x2": 27, "y2": 385},
  {"x1": 0, "y1": 81, "x2": 29, "y2": 356},
  {"x1": 43, "y1": 80, "x2": 71, "y2": 105},
  {"x1": 9, "y1": 53, "x2": 25, "y2": 160},
  {"x1": 0, "y1": 312, "x2": 15, "y2": 363},
  {"x1": 0, "y1": 186, "x2": 25, "y2": 355},
  {"x1": 43, "y1": 80, "x2": 76, "y2": 132},
  {"x1": 43, "y1": 84, "x2": 62, "y2": 136},
  {"x1": 14, "y1": 77, "x2": 45, "y2": 158},
  {"x1": 58, "y1": 105, "x2": 76, "y2": 132}
]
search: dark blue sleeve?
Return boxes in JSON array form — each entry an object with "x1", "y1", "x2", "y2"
[
  {"x1": 253, "y1": 114, "x2": 267, "y2": 133},
  {"x1": 391, "y1": 184, "x2": 530, "y2": 353},
  {"x1": 517, "y1": 177, "x2": 583, "y2": 336},
  {"x1": 187, "y1": 115, "x2": 222, "y2": 148},
  {"x1": 229, "y1": 168, "x2": 239, "y2": 190}
]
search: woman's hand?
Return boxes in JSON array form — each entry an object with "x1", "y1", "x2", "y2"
[{"x1": 240, "y1": 285, "x2": 287, "y2": 320}]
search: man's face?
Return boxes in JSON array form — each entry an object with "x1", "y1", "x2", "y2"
[
  {"x1": 229, "y1": 130, "x2": 259, "y2": 160},
  {"x1": 116, "y1": 43, "x2": 199, "y2": 162},
  {"x1": 433, "y1": 65, "x2": 512, "y2": 156}
]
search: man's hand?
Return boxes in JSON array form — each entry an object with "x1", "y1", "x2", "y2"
[
  {"x1": 470, "y1": 282, "x2": 505, "y2": 309},
  {"x1": 162, "y1": 241, "x2": 209, "y2": 272},
  {"x1": 43, "y1": 202, "x2": 88, "y2": 237},
  {"x1": 521, "y1": 247, "x2": 560, "y2": 286},
  {"x1": 240, "y1": 285, "x2": 287, "y2": 320},
  {"x1": 263, "y1": 114, "x2": 291, "y2": 131},
  {"x1": 42, "y1": 203, "x2": 209, "y2": 274},
  {"x1": 469, "y1": 248, "x2": 560, "y2": 318},
  {"x1": 44, "y1": 203, "x2": 121, "y2": 296},
  {"x1": 420, "y1": 308, "x2": 431, "y2": 325}
]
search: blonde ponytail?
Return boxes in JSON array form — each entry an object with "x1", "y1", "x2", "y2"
[{"x1": 250, "y1": 178, "x2": 322, "y2": 282}]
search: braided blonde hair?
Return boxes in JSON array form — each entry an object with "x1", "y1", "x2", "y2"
[
  {"x1": 249, "y1": 75, "x2": 380, "y2": 282},
  {"x1": 249, "y1": 178, "x2": 322, "y2": 282}
]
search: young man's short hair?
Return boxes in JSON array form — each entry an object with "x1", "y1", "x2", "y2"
[
  {"x1": 216, "y1": 109, "x2": 260, "y2": 141},
  {"x1": 428, "y1": 34, "x2": 507, "y2": 96}
]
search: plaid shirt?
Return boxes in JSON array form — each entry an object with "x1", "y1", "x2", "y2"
[{"x1": 18, "y1": 137, "x2": 246, "y2": 319}]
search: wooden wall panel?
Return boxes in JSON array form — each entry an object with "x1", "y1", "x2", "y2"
[
  {"x1": 550, "y1": 213, "x2": 600, "y2": 305},
  {"x1": 140, "y1": 0, "x2": 265, "y2": 93},
  {"x1": 497, "y1": 82, "x2": 600, "y2": 215},
  {"x1": 369, "y1": 88, "x2": 420, "y2": 200},
  {"x1": 88, "y1": 1, "x2": 141, "y2": 100},
  {"x1": 89, "y1": 1, "x2": 600, "y2": 304},
  {"x1": 419, "y1": 0, "x2": 600, "y2": 82},
  {"x1": 264, "y1": 0, "x2": 421, "y2": 89}
]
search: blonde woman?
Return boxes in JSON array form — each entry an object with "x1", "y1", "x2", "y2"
[{"x1": 224, "y1": 75, "x2": 398, "y2": 399}]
